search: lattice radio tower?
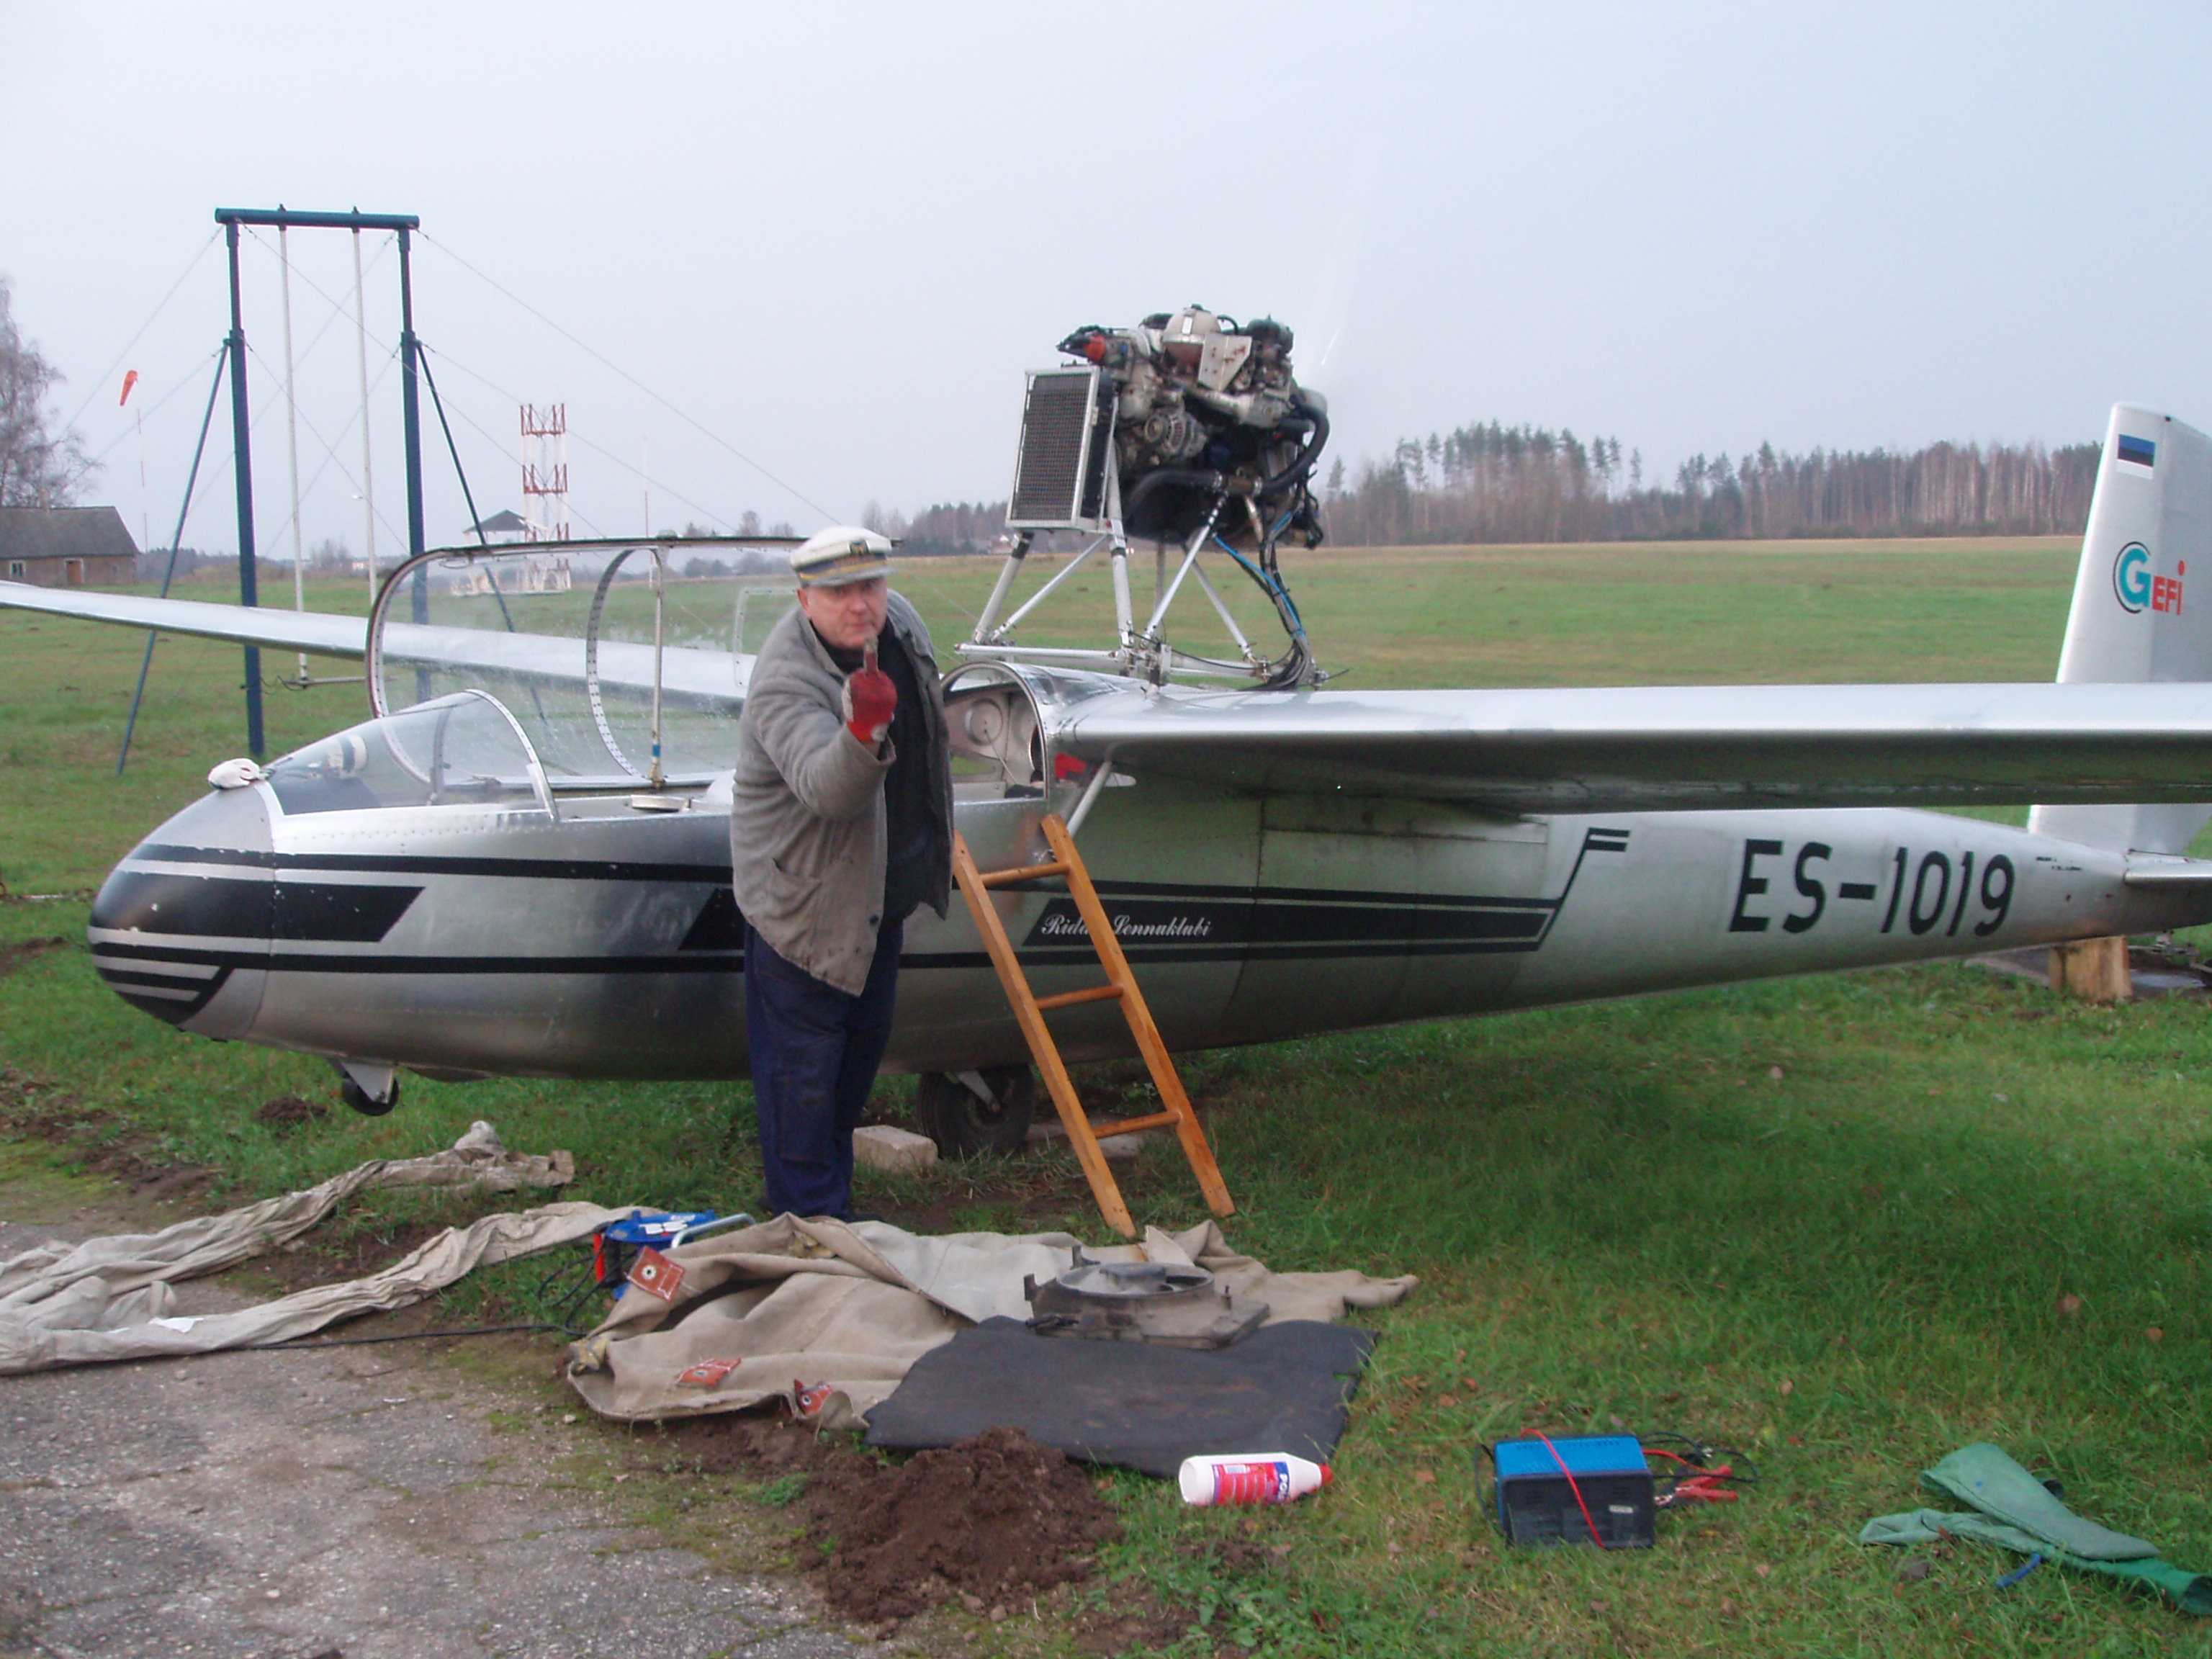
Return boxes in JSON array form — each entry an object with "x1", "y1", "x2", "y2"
[{"x1": 520, "y1": 403, "x2": 570, "y2": 541}]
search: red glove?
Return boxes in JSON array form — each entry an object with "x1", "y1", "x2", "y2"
[{"x1": 842, "y1": 645, "x2": 896, "y2": 747}]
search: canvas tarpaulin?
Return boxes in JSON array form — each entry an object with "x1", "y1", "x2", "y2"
[
  {"x1": 0, "y1": 1122, "x2": 613, "y2": 1375},
  {"x1": 564, "y1": 1215, "x2": 1416, "y2": 1431}
]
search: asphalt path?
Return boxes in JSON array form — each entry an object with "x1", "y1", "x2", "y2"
[{"x1": 0, "y1": 1207, "x2": 894, "y2": 1659}]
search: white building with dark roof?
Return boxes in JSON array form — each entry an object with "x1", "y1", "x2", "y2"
[{"x1": 469, "y1": 508, "x2": 530, "y2": 544}]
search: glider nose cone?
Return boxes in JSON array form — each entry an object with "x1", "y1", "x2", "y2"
[{"x1": 87, "y1": 780, "x2": 273, "y2": 1037}]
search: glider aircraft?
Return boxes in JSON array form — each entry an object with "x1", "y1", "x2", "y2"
[{"x1": 5, "y1": 328, "x2": 2211, "y2": 1156}]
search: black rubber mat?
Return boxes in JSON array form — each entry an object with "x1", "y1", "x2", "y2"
[{"x1": 863, "y1": 1317, "x2": 1376, "y2": 1476}]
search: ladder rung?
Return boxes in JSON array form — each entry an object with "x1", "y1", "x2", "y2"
[
  {"x1": 1088, "y1": 1110, "x2": 1180, "y2": 1138},
  {"x1": 1032, "y1": 983, "x2": 1124, "y2": 1012},
  {"x1": 951, "y1": 819, "x2": 1234, "y2": 1236},
  {"x1": 976, "y1": 860, "x2": 1069, "y2": 888}
]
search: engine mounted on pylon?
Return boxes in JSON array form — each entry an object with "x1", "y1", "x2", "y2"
[
  {"x1": 978, "y1": 306, "x2": 1331, "y2": 688},
  {"x1": 1059, "y1": 306, "x2": 1328, "y2": 549}
]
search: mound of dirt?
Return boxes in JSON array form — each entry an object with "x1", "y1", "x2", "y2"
[
  {"x1": 801, "y1": 1426, "x2": 1121, "y2": 1624},
  {"x1": 256, "y1": 1094, "x2": 329, "y2": 1129}
]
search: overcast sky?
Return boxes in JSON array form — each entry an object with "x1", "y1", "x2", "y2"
[{"x1": 5, "y1": 1, "x2": 2209, "y2": 559}]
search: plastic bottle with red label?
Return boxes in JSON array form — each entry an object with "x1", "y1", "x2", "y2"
[{"x1": 1177, "y1": 1452, "x2": 1332, "y2": 1506}]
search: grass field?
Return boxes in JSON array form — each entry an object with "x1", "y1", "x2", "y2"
[{"x1": 4, "y1": 536, "x2": 2210, "y2": 1658}]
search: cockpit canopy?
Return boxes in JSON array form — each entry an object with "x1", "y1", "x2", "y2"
[
  {"x1": 265, "y1": 691, "x2": 551, "y2": 815},
  {"x1": 366, "y1": 542, "x2": 794, "y2": 786}
]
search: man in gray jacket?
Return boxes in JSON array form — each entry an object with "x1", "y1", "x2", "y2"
[{"x1": 729, "y1": 526, "x2": 952, "y2": 1220}]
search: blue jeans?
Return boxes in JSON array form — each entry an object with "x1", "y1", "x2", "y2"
[{"x1": 743, "y1": 920, "x2": 903, "y2": 1220}]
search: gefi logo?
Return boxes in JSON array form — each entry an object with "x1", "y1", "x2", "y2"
[{"x1": 2113, "y1": 542, "x2": 2185, "y2": 616}]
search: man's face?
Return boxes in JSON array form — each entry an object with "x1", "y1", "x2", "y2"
[{"x1": 796, "y1": 577, "x2": 889, "y2": 654}]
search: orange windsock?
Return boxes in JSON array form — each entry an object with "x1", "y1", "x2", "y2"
[{"x1": 118, "y1": 369, "x2": 139, "y2": 407}]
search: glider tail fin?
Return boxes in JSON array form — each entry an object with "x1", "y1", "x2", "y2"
[{"x1": 2030, "y1": 405, "x2": 2212, "y2": 855}]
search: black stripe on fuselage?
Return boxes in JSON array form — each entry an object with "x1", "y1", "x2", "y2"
[
  {"x1": 902, "y1": 938, "x2": 1552, "y2": 971},
  {"x1": 131, "y1": 845, "x2": 732, "y2": 884},
  {"x1": 91, "y1": 957, "x2": 235, "y2": 1024},
  {"x1": 90, "y1": 941, "x2": 743, "y2": 976},
  {"x1": 91, "y1": 871, "x2": 421, "y2": 943},
  {"x1": 89, "y1": 938, "x2": 1524, "y2": 978},
  {"x1": 1003, "y1": 824, "x2": 1628, "y2": 958},
  {"x1": 680, "y1": 887, "x2": 748, "y2": 950},
  {"x1": 985, "y1": 875, "x2": 1562, "y2": 912}
]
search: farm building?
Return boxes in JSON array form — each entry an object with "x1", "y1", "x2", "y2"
[{"x1": 0, "y1": 507, "x2": 140, "y2": 588}]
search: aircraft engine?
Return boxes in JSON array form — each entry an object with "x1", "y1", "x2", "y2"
[{"x1": 1056, "y1": 306, "x2": 1329, "y2": 549}]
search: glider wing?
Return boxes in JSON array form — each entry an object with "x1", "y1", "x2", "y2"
[
  {"x1": 1052, "y1": 679, "x2": 2212, "y2": 813},
  {"x1": 0, "y1": 580, "x2": 742, "y2": 709}
]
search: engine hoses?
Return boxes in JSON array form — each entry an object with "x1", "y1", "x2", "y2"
[
  {"x1": 1120, "y1": 467, "x2": 1228, "y2": 530},
  {"x1": 1256, "y1": 398, "x2": 1331, "y2": 498},
  {"x1": 1211, "y1": 532, "x2": 1312, "y2": 688}
]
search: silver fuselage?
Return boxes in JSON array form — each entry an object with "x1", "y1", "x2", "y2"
[{"x1": 88, "y1": 663, "x2": 2211, "y2": 1084}]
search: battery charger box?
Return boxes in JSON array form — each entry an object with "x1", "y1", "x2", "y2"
[{"x1": 1491, "y1": 1436, "x2": 1655, "y2": 1549}]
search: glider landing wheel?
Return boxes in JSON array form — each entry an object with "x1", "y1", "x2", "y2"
[
  {"x1": 916, "y1": 1066, "x2": 1035, "y2": 1159},
  {"x1": 339, "y1": 1075, "x2": 400, "y2": 1118}
]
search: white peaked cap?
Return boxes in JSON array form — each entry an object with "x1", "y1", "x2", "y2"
[{"x1": 791, "y1": 526, "x2": 894, "y2": 588}]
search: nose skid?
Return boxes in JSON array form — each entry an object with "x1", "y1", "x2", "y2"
[{"x1": 87, "y1": 781, "x2": 274, "y2": 1038}]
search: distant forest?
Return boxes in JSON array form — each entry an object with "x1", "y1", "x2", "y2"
[
  {"x1": 871, "y1": 500, "x2": 1010, "y2": 555},
  {"x1": 884, "y1": 425, "x2": 2100, "y2": 554},
  {"x1": 1321, "y1": 425, "x2": 2102, "y2": 544}
]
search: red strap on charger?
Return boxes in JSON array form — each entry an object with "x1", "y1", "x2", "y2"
[{"x1": 1533, "y1": 1431, "x2": 1605, "y2": 1546}]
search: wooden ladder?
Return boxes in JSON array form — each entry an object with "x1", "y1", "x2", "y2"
[{"x1": 952, "y1": 813, "x2": 1235, "y2": 1238}]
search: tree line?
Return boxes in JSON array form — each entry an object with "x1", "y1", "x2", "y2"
[
  {"x1": 867, "y1": 500, "x2": 1010, "y2": 555},
  {"x1": 1320, "y1": 423, "x2": 2102, "y2": 544},
  {"x1": 869, "y1": 427, "x2": 2102, "y2": 554}
]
